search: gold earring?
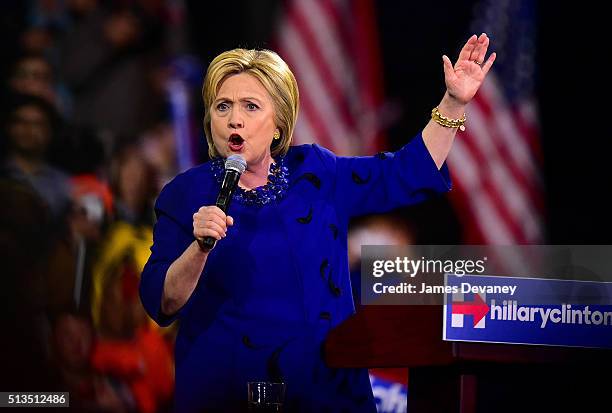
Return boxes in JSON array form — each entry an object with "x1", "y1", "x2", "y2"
[{"x1": 273, "y1": 131, "x2": 281, "y2": 140}]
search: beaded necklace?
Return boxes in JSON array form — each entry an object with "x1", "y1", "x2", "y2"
[{"x1": 210, "y1": 156, "x2": 289, "y2": 206}]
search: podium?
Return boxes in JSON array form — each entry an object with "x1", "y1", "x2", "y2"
[{"x1": 324, "y1": 305, "x2": 612, "y2": 413}]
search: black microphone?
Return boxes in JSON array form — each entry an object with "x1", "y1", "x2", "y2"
[{"x1": 198, "y1": 155, "x2": 246, "y2": 251}]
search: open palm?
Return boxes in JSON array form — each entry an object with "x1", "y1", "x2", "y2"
[{"x1": 443, "y1": 33, "x2": 496, "y2": 105}]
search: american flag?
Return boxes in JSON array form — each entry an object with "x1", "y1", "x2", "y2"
[
  {"x1": 448, "y1": 0, "x2": 545, "y2": 244},
  {"x1": 275, "y1": 0, "x2": 544, "y2": 244},
  {"x1": 274, "y1": 0, "x2": 385, "y2": 156}
]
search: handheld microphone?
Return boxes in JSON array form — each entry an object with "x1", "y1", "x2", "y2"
[{"x1": 198, "y1": 155, "x2": 246, "y2": 251}]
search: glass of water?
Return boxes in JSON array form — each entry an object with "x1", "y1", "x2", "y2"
[{"x1": 247, "y1": 382, "x2": 286, "y2": 412}]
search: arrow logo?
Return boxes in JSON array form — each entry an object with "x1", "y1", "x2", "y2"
[{"x1": 452, "y1": 293, "x2": 489, "y2": 327}]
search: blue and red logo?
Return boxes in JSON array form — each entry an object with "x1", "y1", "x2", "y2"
[{"x1": 451, "y1": 293, "x2": 489, "y2": 328}]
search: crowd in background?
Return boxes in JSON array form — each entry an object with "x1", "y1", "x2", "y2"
[{"x1": 1, "y1": 1, "x2": 191, "y2": 411}]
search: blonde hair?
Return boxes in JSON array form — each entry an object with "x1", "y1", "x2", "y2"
[{"x1": 202, "y1": 49, "x2": 300, "y2": 158}]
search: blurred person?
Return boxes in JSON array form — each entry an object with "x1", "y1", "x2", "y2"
[
  {"x1": 92, "y1": 226, "x2": 154, "y2": 336},
  {"x1": 141, "y1": 119, "x2": 179, "y2": 188},
  {"x1": 7, "y1": 52, "x2": 57, "y2": 106},
  {"x1": 51, "y1": 311, "x2": 132, "y2": 412},
  {"x1": 15, "y1": 0, "x2": 75, "y2": 116},
  {"x1": 0, "y1": 102, "x2": 107, "y2": 318},
  {"x1": 346, "y1": 215, "x2": 413, "y2": 412},
  {"x1": 140, "y1": 35, "x2": 495, "y2": 412},
  {"x1": 44, "y1": 176, "x2": 114, "y2": 316},
  {"x1": 90, "y1": 249, "x2": 174, "y2": 413},
  {"x1": 61, "y1": 126, "x2": 114, "y2": 240},
  {"x1": 50, "y1": 125, "x2": 114, "y2": 227},
  {"x1": 347, "y1": 214, "x2": 415, "y2": 308},
  {"x1": 91, "y1": 327, "x2": 175, "y2": 413},
  {"x1": 71, "y1": 174, "x2": 113, "y2": 236},
  {"x1": 348, "y1": 215, "x2": 415, "y2": 272},
  {"x1": 0, "y1": 93, "x2": 71, "y2": 224},
  {"x1": 58, "y1": 0, "x2": 165, "y2": 138},
  {"x1": 0, "y1": 177, "x2": 55, "y2": 390},
  {"x1": 44, "y1": 126, "x2": 113, "y2": 316},
  {"x1": 90, "y1": 213, "x2": 176, "y2": 413},
  {"x1": 91, "y1": 141, "x2": 161, "y2": 336},
  {"x1": 110, "y1": 142, "x2": 158, "y2": 226},
  {"x1": 0, "y1": 93, "x2": 91, "y2": 316}
]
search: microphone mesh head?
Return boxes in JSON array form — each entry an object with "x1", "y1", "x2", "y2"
[{"x1": 225, "y1": 155, "x2": 247, "y2": 174}]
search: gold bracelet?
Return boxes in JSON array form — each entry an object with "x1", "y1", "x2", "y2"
[{"x1": 431, "y1": 107, "x2": 466, "y2": 131}]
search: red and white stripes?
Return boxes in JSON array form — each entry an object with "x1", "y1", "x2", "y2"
[
  {"x1": 448, "y1": 74, "x2": 545, "y2": 244},
  {"x1": 275, "y1": 0, "x2": 384, "y2": 156}
]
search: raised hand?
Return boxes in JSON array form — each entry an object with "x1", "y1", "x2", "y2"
[{"x1": 442, "y1": 33, "x2": 496, "y2": 105}]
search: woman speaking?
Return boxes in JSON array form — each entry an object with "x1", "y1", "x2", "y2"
[{"x1": 140, "y1": 33, "x2": 495, "y2": 412}]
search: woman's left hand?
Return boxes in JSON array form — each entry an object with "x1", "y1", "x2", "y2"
[{"x1": 442, "y1": 33, "x2": 496, "y2": 105}]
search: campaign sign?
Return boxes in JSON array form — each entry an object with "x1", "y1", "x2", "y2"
[
  {"x1": 369, "y1": 374, "x2": 407, "y2": 413},
  {"x1": 443, "y1": 275, "x2": 612, "y2": 349}
]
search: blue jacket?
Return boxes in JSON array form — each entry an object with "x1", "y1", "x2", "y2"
[{"x1": 139, "y1": 133, "x2": 451, "y2": 412}]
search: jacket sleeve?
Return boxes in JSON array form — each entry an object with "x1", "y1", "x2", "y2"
[
  {"x1": 314, "y1": 132, "x2": 452, "y2": 219},
  {"x1": 139, "y1": 178, "x2": 194, "y2": 327}
]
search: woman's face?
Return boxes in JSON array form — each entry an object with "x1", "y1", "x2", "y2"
[{"x1": 210, "y1": 73, "x2": 277, "y2": 166}]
